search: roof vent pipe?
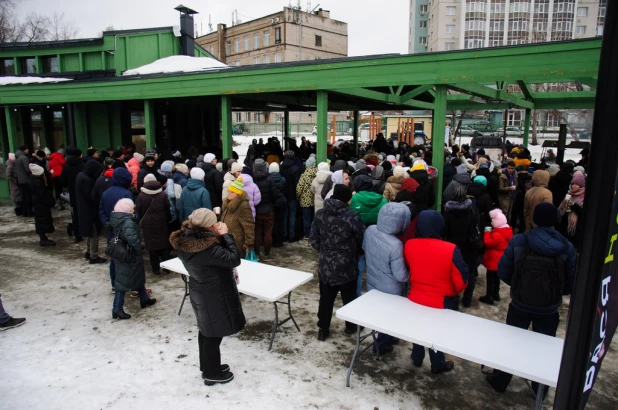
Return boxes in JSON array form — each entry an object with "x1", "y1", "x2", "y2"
[{"x1": 175, "y1": 4, "x2": 199, "y2": 56}]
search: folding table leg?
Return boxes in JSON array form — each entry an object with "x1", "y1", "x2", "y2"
[
  {"x1": 268, "y1": 302, "x2": 279, "y2": 351},
  {"x1": 346, "y1": 326, "x2": 362, "y2": 388},
  {"x1": 534, "y1": 383, "x2": 544, "y2": 410},
  {"x1": 286, "y1": 292, "x2": 301, "y2": 332},
  {"x1": 178, "y1": 275, "x2": 189, "y2": 316}
]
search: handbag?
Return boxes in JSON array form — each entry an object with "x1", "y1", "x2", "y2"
[
  {"x1": 138, "y1": 197, "x2": 155, "y2": 229},
  {"x1": 245, "y1": 249, "x2": 259, "y2": 262},
  {"x1": 105, "y1": 235, "x2": 132, "y2": 263}
]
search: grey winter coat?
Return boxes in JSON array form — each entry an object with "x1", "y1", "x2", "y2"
[
  {"x1": 109, "y1": 212, "x2": 146, "y2": 292},
  {"x1": 442, "y1": 172, "x2": 471, "y2": 203},
  {"x1": 364, "y1": 203, "x2": 411, "y2": 295},
  {"x1": 14, "y1": 150, "x2": 31, "y2": 184},
  {"x1": 6, "y1": 158, "x2": 22, "y2": 202}
]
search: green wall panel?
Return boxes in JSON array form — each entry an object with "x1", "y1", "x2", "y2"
[
  {"x1": 88, "y1": 103, "x2": 110, "y2": 149},
  {"x1": 84, "y1": 52, "x2": 103, "y2": 71},
  {"x1": 158, "y1": 33, "x2": 175, "y2": 57},
  {"x1": 62, "y1": 54, "x2": 81, "y2": 72},
  {"x1": 126, "y1": 35, "x2": 159, "y2": 69}
]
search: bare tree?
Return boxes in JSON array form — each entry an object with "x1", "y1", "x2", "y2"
[
  {"x1": 48, "y1": 12, "x2": 79, "y2": 41},
  {"x1": 19, "y1": 12, "x2": 50, "y2": 42},
  {"x1": 97, "y1": 25, "x2": 116, "y2": 38},
  {"x1": 0, "y1": 0, "x2": 20, "y2": 43}
]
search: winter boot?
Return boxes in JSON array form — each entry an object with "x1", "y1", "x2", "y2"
[
  {"x1": 479, "y1": 274, "x2": 495, "y2": 305},
  {"x1": 493, "y1": 278, "x2": 501, "y2": 302}
]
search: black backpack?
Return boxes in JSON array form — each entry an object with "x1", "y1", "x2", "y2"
[{"x1": 512, "y1": 249, "x2": 565, "y2": 307}]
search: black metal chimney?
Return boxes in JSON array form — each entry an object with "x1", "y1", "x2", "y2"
[{"x1": 174, "y1": 4, "x2": 199, "y2": 56}]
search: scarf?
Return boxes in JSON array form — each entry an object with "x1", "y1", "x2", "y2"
[{"x1": 558, "y1": 186, "x2": 585, "y2": 236}]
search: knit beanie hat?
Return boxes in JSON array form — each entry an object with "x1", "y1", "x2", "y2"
[
  {"x1": 306, "y1": 157, "x2": 317, "y2": 168},
  {"x1": 453, "y1": 186, "x2": 468, "y2": 202},
  {"x1": 197, "y1": 155, "x2": 205, "y2": 163},
  {"x1": 284, "y1": 150, "x2": 295, "y2": 159},
  {"x1": 561, "y1": 162, "x2": 575, "y2": 174},
  {"x1": 104, "y1": 157, "x2": 114, "y2": 167},
  {"x1": 175, "y1": 164, "x2": 189, "y2": 175},
  {"x1": 113, "y1": 198, "x2": 135, "y2": 213},
  {"x1": 401, "y1": 177, "x2": 420, "y2": 193},
  {"x1": 225, "y1": 159, "x2": 235, "y2": 171},
  {"x1": 489, "y1": 209, "x2": 508, "y2": 229},
  {"x1": 473, "y1": 175, "x2": 487, "y2": 186},
  {"x1": 317, "y1": 162, "x2": 329, "y2": 172},
  {"x1": 216, "y1": 163, "x2": 223, "y2": 172},
  {"x1": 229, "y1": 177, "x2": 244, "y2": 195},
  {"x1": 381, "y1": 161, "x2": 392, "y2": 171},
  {"x1": 572, "y1": 172, "x2": 586, "y2": 188},
  {"x1": 186, "y1": 159, "x2": 197, "y2": 169},
  {"x1": 269, "y1": 162, "x2": 280, "y2": 173},
  {"x1": 457, "y1": 164, "x2": 468, "y2": 174},
  {"x1": 190, "y1": 167, "x2": 205, "y2": 180},
  {"x1": 29, "y1": 163, "x2": 44, "y2": 176},
  {"x1": 231, "y1": 162, "x2": 244, "y2": 173},
  {"x1": 332, "y1": 184, "x2": 353, "y2": 203},
  {"x1": 144, "y1": 149, "x2": 156, "y2": 160},
  {"x1": 547, "y1": 164, "x2": 560, "y2": 177},
  {"x1": 133, "y1": 152, "x2": 145, "y2": 162},
  {"x1": 204, "y1": 153, "x2": 216, "y2": 164},
  {"x1": 574, "y1": 166, "x2": 586, "y2": 175},
  {"x1": 242, "y1": 166, "x2": 253, "y2": 177},
  {"x1": 161, "y1": 160, "x2": 174, "y2": 173},
  {"x1": 354, "y1": 174, "x2": 373, "y2": 192},
  {"x1": 411, "y1": 162, "x2": 426, "y2": 172},
  {"x1": 393, "y1": 166, "x2": 406, "y2": 178},
  {"x1": 355, "y1": 159, "x2": 367, "y2": 170},
  {"x1": 188, "y1": 208, "x2": 217, "y2": 229},
  {"x1": 515, "y1": 165, "x2": 525, "y2": 172},
  {"x1": 533, "y1": 202, "x2": 558, "y2": 227},
  {"x1": 35, "y1": 149, "x2": 46, "y2": 158},
  {"x1": 144, "y1": 174, "x2": 157, "y2": 183}
]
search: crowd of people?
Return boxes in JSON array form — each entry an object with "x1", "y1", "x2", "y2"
[{"x1": 2, "y1": 136, "x2": 587, "y2": 398}]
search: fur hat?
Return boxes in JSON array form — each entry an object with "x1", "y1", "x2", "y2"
[
  {"x1": 393, "y1": 166, "x2": 406, "y2": 178},
  {"x1": 231, "y1": 162, "x2": 244, "y2": 173},
  {"x1": 113, "y1": 198, "x2": 135, "y2": 213},
  {"x1": 332, "y1": 184, "x2": 353, "y2": 203},
  {"x1": 133, "y1": 152, "x2": 145, "y2": 162},
  {"x1": 533, "y1": 202, "x2": 558, "y2": 228},
  {"x1": 175, "y1": 164, "x2": 189, "y2": 175},
  {"x1": 204, "y1": 153, "x2": 216, "y2": 163},
  {"x1": 188, "y1": 208, "x2": 217, "y2": 229},
  {"x1": 269, "y1": 162, "x2": 280, "y2": 173},
  {"x1": 144, "y1": 174, "x2": 157, "y2": 183},
  {"x1": 229, "y1": 177, "x2": 244, "y2": 195},
  {"x1": 29, "y1": 163, "x2": 44, "y2": 176},
  {"x1": 490, "y1": 209, "x2": 508, "y2": 229},
  {"x1": 572, "y1": 172, "x2": 586, "y2": 188},
  {"x1": 190, "y1": 167, "x2": 205, "y2": 180},
  {"x1": 317, "y1": 162, "x2": 330, "y2": 172}
]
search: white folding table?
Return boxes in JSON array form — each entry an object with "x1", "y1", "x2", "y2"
[
  {"x1": 160, "y1": 257, "x2": 314, "y2": 350},
  {"x1": 336, "y1": 290, "x2": 564, "y2": 410}
]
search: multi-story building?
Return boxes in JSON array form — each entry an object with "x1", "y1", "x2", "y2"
[{"x1": 409, "y1": 0, "x2": 605, "y2": 53}]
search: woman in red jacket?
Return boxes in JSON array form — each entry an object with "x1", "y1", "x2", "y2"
[
  {"x1": 47, "y1": 149, "x2": 66, "y2": 210},
  {"x1": 480, "y1": 209, "x2": 513, "y2": 305}
]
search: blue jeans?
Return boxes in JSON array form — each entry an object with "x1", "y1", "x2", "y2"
[
  {"x1": 283, "y1": 200, "x2": 298, "y2": 240},
  {"x1": 301, "y1": 207, "x2": 314, "y2": 238},
  {"x1": 412, "y1": 344, "x2": 446, "y2": 371},
  {"x1": 0, "y1": 294, "x2": 10, "y2": 324},
  {"x1": 113, "y1": 286, "x2": 150, "y2": 312},
  {"x1": 357, "y1": 256, "x2": 365, "y2": 297}
]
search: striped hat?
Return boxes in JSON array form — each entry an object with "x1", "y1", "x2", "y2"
[{"x1": 228, "y1": 177, "x2": 244, "y2": 195}]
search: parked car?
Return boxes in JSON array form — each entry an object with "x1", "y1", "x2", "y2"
[
  {"x1": 456, "y1": 125, "x2": 483, "y2": 137},
  {"x1": 471, "y1": 121, "x2": 499, "y2": 134},
  {"x1": 470, "y1": 135, "x2": 506, "y2": 162},
  {"x1": 505, "y1": 127, "x2": 524, "y2": 137}
]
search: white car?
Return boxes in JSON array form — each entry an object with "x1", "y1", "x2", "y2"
[
  {"x1": 505, "y1": 127, "x2": 524, "y2": 137},
  {"x1": 456, "y1": 125, "x2": 483, "y2": 136}
]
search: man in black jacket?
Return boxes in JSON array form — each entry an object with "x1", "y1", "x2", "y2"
[
  {"x1": 310, "y1": 185, "x2": 365, "y2": 341},
  {"x1": 62, "y1": 148, "x2": 85, "y2": 242},
  {"x1": 14, "y1": 145, "x2": 33, "y2": 217},
  {"x1": 280, "y1": 150, "x2": 302, "y2": 242},
  {"x1": 75, "y1": 160, "x2": 107, "y2": 264},
  {"x1": 548, "y1": 162, "x2": 573, "y2": 208},
  {"x1": 252, "y1": 159, "x2": 282, "y2": 261},
  {"x1": 201, "y1": 153, "x2": 224, "y2": 209}
]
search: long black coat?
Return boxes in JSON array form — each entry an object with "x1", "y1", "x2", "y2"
[
  {"x1": 29, "y1": 175, "x2": 55, "y2": 235},
  {"x1": 109, "y1": 212, "x2": 145, "y2": 292},
  {"x1": 170, "y1": 229, "x2": 245, "y2": 338},
  {"x1": 92, "y1": 170, "x2": 114, "y2": 209},
  {"x1": 443, "y1": 199, "x2": 480, "y2": 265},
  {"x1": 467, "y1": 182, "x2": 494, "y2": 229},
  {"x1": 279, "y1": 159, "x2": 301, "y2": 201},
  {"x1": 75, "y1": 160, "x2": 103, "y2": 237},
  {"x1": 135, "y1": 181, "x2": 171, "y2": 251},
  {"x1": 201, "y1": 163, "x2": 224, "y2": 208},
  {"x1": 549, "y1": 171, "x2": 572, "y2": 208},
  {"x1": 253, "y1": 166, "x2": 281, "y2": 214},
  {"x1": 62, "y1": 156, "x2": 85, "y2": 207}
]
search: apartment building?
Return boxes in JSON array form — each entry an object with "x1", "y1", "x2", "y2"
[{"x1": 409, "y1": 0, "x2": 605, "y2": 53}]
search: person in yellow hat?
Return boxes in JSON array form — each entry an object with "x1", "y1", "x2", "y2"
[{"x1": 221, "y1": 178, "x2": 255, "y2": 254}]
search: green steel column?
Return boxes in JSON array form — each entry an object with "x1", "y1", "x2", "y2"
[
  {"x1": 431, "y1": 85, "x2": 448, "y2": 211},
  {"x1": 221, "y1": 96, "x2": 233, "y2": 159},
  {"x1": 353, "y1": 110, "x2": 359, "y2": 156},
  {"x1": 144, "y1": 99, "x2": 156, "y2": 148},
  {"x1": 4, "y1": 106, "x2": 17, "y2": 153},
  {"x1": 316, "y1": 91, "x2": 328, "y2": 164},
  {"x1": 523, "y1": 108, "x2": 531, "y2": 148},
  {"x1": 284, "y1": 111, "x2": 290, "y2": 138}
]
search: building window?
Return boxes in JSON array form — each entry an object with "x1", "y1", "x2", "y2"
[
  {"x1": 491, "y1": 2, "x2": 504, "y2": 13},
  {"x1": 209, "y1": 46, "x2": 215, "y2": 55},
  {"x1": 234, "y1": 38, "x2": 240, "y2": 53},
  {"x1": 576, "y1": 25, "x2": 586, "y2": 34},
  {"x1": 534, "y1": 2, "x2": 545, "y2": 13},
  {"x1": 445, "y1": 42, "x2": 455, "y2": 50},
  {"x1": 235, "y1": 112, "x2": 242, "y2": 122},
  {"x1": 599, "y1": 6, "x2": 606, "y2": 17},
  {"x1": 244, "y1": 35, "x2": 249, "y2": 51},
  {"x1": 315, "y1": 35, "x2": 322, "y2": 47},
  {"x1": 1, "y1": 58, "x2": 15, "y2": 75},
  {"x1": 275, "y1": 52, "x2": 282, "y2": 63},
  {"x1": 254, "y1": 56, "x2": 260, "y2": 64},
  {"x1": 419, "y1": 36, "x2": 427, "y2": 45},
  {"x1": 41, "y1": 56, "x2": 58, "y2": 73},
  {"x1": 19, "y1": 57, "x2": 36, "y2": 74},
  {"x1": 275, "y1": 27, "x2": 281, "y2": 44},
  {"x1": 419, "y1": 5, "x2": 428, "y2": 14},
  {"x1": 555, "y1": 2, "x2": 565, "y2": 12},
  {"x1": 254, "y1": 33, "x2": 260, "y2": 49},
  {"x1": 226, "y1": 41, "x2": 231, "y2": 55},
  {"x1": 264, "y1": 55, "x2": 271, "y2": 64},
  {"x1": 419, "y1": 20, "x2": 427, "y2": 28},
  {"x1": 446, "y1": 6, "x2": 456, "y2": 15},
  {"x1": 466, "y1": 2, "x2": 486, "y2": 12},
  {"x1": 536, "y1": 22, "x2": 546, "y2": 31},
  {"x1": 264, "y1": 30, "x2": 270, "y2": 46},
  {"x1": 446, "y1": 25, "x2": 455, "y2": 33},
  {"x1": 465, "y1": 39, "x2": 484, "y2": 48},
  {"x1": 492, "y1": 39, "x2": 501, "y2": 47},
  {"x1": 577, "y1": 7, "x2": 588, "y2": 16}
]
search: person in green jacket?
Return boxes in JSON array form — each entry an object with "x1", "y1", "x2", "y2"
[{"x1": 350, "y1": 174, "x2": 388, "y2": 297}]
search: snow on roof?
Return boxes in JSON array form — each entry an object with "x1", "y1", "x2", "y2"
[
  {"x1": 122, "y1": 55, "x2": 229, "y2": 76},
  {"x1": 0, "y1": 77, "x2": 73, "y2": 86}
]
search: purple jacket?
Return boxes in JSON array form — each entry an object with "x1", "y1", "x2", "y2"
[{"x1": 241, "y1": 173, "x2": 262, "y2": 219}]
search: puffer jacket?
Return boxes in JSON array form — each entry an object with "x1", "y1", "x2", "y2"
[
  {"x1": 253, "y1": 161, "x2": 281, "y2": 214},
  {"x1": 310, "y1": 198, "x2": 365, "y2": 286},
  {"x1": 127, "y1": 158, "x2": 141, "y2": 188},
  {"x1": 280, "y1": 158, "x2": 301, "y2": 201},
  {"x1": 109, "y1": 211, "x2": 146, "y2": 292},
  {"x1": 170, "y1": 227, "x2": 245, "y2": 337},
  {"x1": 498, "y1": 226, "x2": 576, "y2": 314},
  {"x1": 75, "y1": 160, "x2": 104, "y2": 237},
  {"x1": 99, "y1": 168, "x2": 133, "y2": 226},
  {"x1": 173, "y1": 171, "x2": 189, "y2": 188},
  {"x1": 442, "y1": 172, "x2": 471, "y2": 204},
  {"x1": 370, "y1": 166, "x2": 386, "y2": 195},
  {"x1": 240, "y1": 174, "x2": 261, "y2": 219},
  {"x1": 404, "y1": 210, "x2": 469, "y2": 309},
  {"x1": 443, "y1": 199, "x2": 480, "y2": 266},
  {"x1": 201, "y1": 162, "x2": 223, "y2": 208},
  {"x1": 350, "y1": 175, "x2": 388, "y2": 226},
  {"x1": 270, "y1": 172, "x2": 288, "y2": 207},
  {"x1": 30, "y1": 174, "x2": 55, "y2": 235},
  {"x1": 136, "y1": 181, "x2": 171, "y2": 251},
  {"x1": 222, "y1": 172, "x2": 236, "y2": 202},
  {"x1": 14, "y1": 150, "x2": 31, "y2": 184},
  {"x1": 221, "y1": 192, "x2": 255, "y2": 252},
  {"x1": 48, "y1": 152, "x2": 66, "y2": 179},
  {"x1": 6, "y1": 158, "x2": 22, "y2": 202},
  {"x1": 383, "y1": 176, "x2": 403, "y2": 202},
  {"x1": 364, "y1": 203, "x2": 411, "y2": 295},
  {"x1": 296, "y1": 166, "x2": 318, "y2": 208},
  {"x1": 524, "y1": 170, "x2": 553, "y2": 231},
  {"x1": 178, "y1": 178, "x2": 212, "y2": 221},
  {"x1": 311, "y1": 169, "x2": 332, "y2": 212},
  {"x1": 483, "y1": 227, "x2": 513, "y2": 271}
]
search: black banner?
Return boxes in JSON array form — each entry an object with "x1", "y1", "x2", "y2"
[{"x1": 581, "y1": 171, "x2": 618, "y2": 407}]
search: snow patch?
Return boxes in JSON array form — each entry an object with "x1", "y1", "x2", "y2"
[
  {"x1": 0, "y1": 77, "x2": 72, "y2": 86},
  {"x1": 122, "y1": 55, "x2": 229, "y2": 76}
]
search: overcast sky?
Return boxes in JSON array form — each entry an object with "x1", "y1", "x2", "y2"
[{"x1": 15, "y1": 0, "x2": 410, "y2": 56}]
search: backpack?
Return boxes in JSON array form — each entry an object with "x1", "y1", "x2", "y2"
[
  {"x1": 467, "y1": 198, "x2": 483, "y2": 249},
  {"x1": 512, "y1": 248, "x2": 565, "y2": 307}
]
